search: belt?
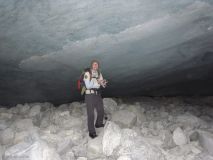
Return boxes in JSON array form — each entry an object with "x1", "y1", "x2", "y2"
[{"x1": 85, "y1": 89, "x2": 100, "y2": 95}]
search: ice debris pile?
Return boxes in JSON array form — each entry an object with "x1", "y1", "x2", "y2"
[{"x1": 0, "y1": 97, "x2": 213, "y2": 160}]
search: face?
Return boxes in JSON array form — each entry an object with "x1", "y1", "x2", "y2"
[{"x1": 92, "y1": 62, "x2": 99, "y2": 71}]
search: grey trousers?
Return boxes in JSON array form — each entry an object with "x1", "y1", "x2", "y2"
[{"x1": 85, "y1": 94, "x2": 104, "y2": 134}]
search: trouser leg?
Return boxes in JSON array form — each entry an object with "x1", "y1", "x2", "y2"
[
  {"x1": 85, "y1": 95, "x2": 96, "y2": 134},
  {"x1": 95, "y1": 95, "x2": 104, "y2": 126}
]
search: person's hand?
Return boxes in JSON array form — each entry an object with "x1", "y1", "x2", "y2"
[
  {"x1": 98, "y1": 79, "x2": 108, "y2": 88},
  {"x1": 102, "y1": 79, "x2": 108, "y2": 88}
]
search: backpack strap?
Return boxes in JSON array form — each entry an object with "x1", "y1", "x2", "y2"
[
  {"x1": 97, "y1": 69, "x2": 101, "y2": 79},
  {"x1": 84, "y1": 67, "x2": 101, "y2": 80}
]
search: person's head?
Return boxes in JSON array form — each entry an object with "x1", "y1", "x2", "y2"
[{"x1": 90, "y1": 59, "x2": 100, "y2": 71}]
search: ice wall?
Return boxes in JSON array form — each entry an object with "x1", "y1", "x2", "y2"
[{"x1": 0, "y1": 0, "x2": 213, "y2": 105}]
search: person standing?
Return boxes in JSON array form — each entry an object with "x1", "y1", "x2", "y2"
[{"x1": 83, "y1": 60, "x2": 107, "y2": 138}]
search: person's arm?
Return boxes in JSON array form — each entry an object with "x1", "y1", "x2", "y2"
[
  {"x1": 99, "y1": 73, "x2": 103, "y2": 81},
  {"x1": 84, "y1": 72, "x2": 100, "y2": 89},
  {"x1": 98, "y1": 73, "x2": 107, "y2": 88}
]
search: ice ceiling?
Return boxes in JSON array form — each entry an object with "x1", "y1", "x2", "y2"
[{"x1": 0, "y1": 0, "x2": 213, "y2": 105}]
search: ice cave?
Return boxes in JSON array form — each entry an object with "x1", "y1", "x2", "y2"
[{"x1": 0, "y1": 0, "x2": 213, "y2": 160}]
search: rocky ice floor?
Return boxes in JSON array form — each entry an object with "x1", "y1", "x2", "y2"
[{"x1": 0, "y1": 97, "x2": 213, "y2": 160}]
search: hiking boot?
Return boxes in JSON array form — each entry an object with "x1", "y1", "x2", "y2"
[
  {"x1": 95, "y1": 123, "x2": 105, "y2": 128},
  {"x1": 89, "y1": 133, "x2": 97, "y2": 139}
]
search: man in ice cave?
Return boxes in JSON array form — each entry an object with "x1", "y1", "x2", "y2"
[{"x1": 83, "y1": 59, "x2": 108, "y2": 138}]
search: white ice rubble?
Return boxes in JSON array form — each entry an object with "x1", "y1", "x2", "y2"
[{"x1": 0, "y1": 97, "x2": 213, "y2": 160}]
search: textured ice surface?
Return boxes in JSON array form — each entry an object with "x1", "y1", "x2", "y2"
[{"x1": 0, "y1": 0, "x2": 213, "y2": 105}]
